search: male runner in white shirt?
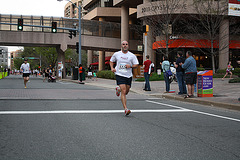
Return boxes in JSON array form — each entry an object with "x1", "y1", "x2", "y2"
[
  {"x1": 20, "y1": 59, "x2": 30, "y2": 88},
  {"x1": 110, "y1": 41, "x2": 139, "y2": 116}
]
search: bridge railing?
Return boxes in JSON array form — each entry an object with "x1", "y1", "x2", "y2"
[{"x1": 0, "y1": 14, "x2": 142, "y2": 40}]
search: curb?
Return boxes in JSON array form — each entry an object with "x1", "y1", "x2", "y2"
[
  {"x1": 160, "y1": 94, "x2": 240, "y2": 111},
  {"x1": 61, "y1": 79, "x2": 240, "y2": 111}
]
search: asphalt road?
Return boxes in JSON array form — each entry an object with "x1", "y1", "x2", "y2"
[{"x1": 0, "y1": 75, "x2": 240, "y2": 160}]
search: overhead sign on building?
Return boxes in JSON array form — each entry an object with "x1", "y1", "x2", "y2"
[{"x1": 229, "y1": 0, "x2": 240, "y2": 16}]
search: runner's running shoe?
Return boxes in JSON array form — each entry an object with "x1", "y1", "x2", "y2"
[
  {"x1": 125, "y1": 109, "x2": 131, "y2": 116},
  {"x1": 115, "y1": 86, "x2": 121, "y2": 96}
]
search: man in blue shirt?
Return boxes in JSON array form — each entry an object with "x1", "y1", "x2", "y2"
[{"x1": 179, "y1": 51, "x2": 197, "y2": 98}]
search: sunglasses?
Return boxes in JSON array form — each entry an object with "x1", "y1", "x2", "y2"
[{"x1": 122, "y1": 43, "x2": 128, "y2": 45}]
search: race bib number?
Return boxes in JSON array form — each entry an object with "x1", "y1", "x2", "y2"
[{"x1": 119, "y1": 63, "x2": 127, "y2": 73}]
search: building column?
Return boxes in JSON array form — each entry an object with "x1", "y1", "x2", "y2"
[
  {"x1": 219, "y1": 18, "x2": 229, "y2": 70},
  {"x1": 87, "y1": 50, "x2": 93, "y2": 67},
  {"x1": 56, "y1": 46, "x2": 66, "y2": 78},
  {"x1": 143, "y1": 21, "x2": 154, "y2": 65},
  {"x1": 99, "y1": 51, "x2": 105, "y2": 71},
  {"x1": 99, "y1": 17, "x2": 105, "y2": 71},
  {"x1": 143, "y1": 0, "x2": 154, "y2": 65},
  {"x1": 121, "y1": 5, "x2": 129, "y2": 42}
]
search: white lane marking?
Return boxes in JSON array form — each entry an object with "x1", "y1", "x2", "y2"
[
  {"x1": 146, "y1": 100, "x2": 240, "y2": 122},
  {"x1": 146, "y1": 100, "x2": 189, "y2": 110},
  {"x1": 0, "y1": 109, "x2": 191, "y2": 115},
  {"x1": 191, "y1": 110, "x2": 240, "y2": 122},
  {"x1": 132, "y1": 109, "x2": 191, "y2": 113}
]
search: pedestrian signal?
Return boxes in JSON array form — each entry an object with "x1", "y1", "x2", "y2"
[{"x1": 142, "y1": 25, "x2": 149, "y2": 33}]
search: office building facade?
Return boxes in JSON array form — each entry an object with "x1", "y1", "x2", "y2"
[
  {"x1": 0, "y1": 47, "x2": 8, "y2": 69},
  {"x1": 64, "y1": 0, "x2": 240, "y2": 71}
]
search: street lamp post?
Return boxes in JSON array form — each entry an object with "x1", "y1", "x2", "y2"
[{"x1": 57, "y1": 0, "x2": 81, "y2": 66}]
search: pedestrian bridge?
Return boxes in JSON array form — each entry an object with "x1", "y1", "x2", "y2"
[{"x1": 0, "y1": 14, "x2": 141, "y2": 52}]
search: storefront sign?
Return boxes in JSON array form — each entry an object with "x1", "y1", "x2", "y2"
[
  {"x1": 137, "y1": 1, "x2": 189, "y2": 18},
  {"x1": 169, "y1": 35, "x2": 183, "y2": 39},
  {"x1": 141, "y1": 3, "x2": 187, "y2": 14},
  {"x1": 229, "y1": 0, "x2": 240, "y2": 16},
  {"x1": 138, "y1": 45, "x2": 144, "y2": 52}
]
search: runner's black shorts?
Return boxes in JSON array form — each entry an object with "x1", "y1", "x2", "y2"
[
  {"x1": 116, "y1": 75, "x2": 132, "y2": 87},
  {"x1": 23, "y1": 73, "x2": 30, "y2": 77},
  {"x1": 185, "y1": 72, "x2": 197, "y2": 85}
]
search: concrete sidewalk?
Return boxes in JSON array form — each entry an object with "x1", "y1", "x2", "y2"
[{"x1": 62, "y1": 76, "x2": 240, "y2": 111}]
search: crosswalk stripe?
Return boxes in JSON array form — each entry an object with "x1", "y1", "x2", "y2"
[{"x1": 0, "y1": 109, "x2": 191, "y2": 115}]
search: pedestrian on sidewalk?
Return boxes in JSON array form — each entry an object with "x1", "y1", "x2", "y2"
[
  {"x1": 87, "y1": 65, "x2": 93, "y2": 79},
  {"x1": 160, "y1": 56, "x2": 170, "y2": 93},
  {"x1": 174, "y1": 52, "x2": 187, "y2": 95},
  {"x1": 42, "y1": 68, "x2": 46, "y2": 82},
  {"x1": 34, "y1": 69, "x2": 38, "y2": 77},
  {"x1": 222, "y1": 61, "x2": 233, "y2": 81},
  {"x1": 143, "y1": 55, "x2": 152, "y2": 91},
  {"x1": 179, "y1": 51, "x2": 197, "y2": 98},
  {"x1": 44, "y1": 67, "x2": 50, "y2": 82},
  {"x1": 110, "y1": 40, "x2": 139, "y2": 116},
  {"x1": 92, "y1": 71, "x2": 97, "y2": 81},
  {"x1": 20, "y1": 59, "x2": 30, "y2": 88}
]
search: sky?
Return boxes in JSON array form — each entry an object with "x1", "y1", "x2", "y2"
[{"x1": 0, "y1": 0, "x2": 68, "y2": 52}]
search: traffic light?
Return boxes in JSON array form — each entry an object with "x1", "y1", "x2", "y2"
[
  {"x1": 73, "y1": 30, "x2": 76, "y2": 37},
  {"x1": 52, "y1": 22, "x2": 57, "y2": 33},
  {"x1": 142, "y1": 25, "x2": 149, "y2": 33},
  {"x1": 18, "y1": 18, "x2": 23, "y2": 31},
  {"x1": 76, "y1": 42, "x2": 79, "y2": 53},
  {"x1": 68, "y1": 30, "x2": 73, "y2": 39},
  {"x1": 0, "y1": 49, "x2": 2, "y2": 54}
]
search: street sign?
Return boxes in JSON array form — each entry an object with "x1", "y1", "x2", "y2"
[{"x1": 25, "y1": 57, "x2": 39, "y2": 60}]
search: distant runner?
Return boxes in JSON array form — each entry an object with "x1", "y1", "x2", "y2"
[
  {"x1": 110, "y1": 41, "x2": 139, "y2": 116},
  {"x1": 20, "y1": 59, "x2": 30, "y2": 88}
]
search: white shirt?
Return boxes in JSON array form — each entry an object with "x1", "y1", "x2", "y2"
[
  {"x1": 110, "y1": 51, "x2": 139, "y2": 78},
  {"x1": 20, "y1": 63, "x2": 30, "y2": 73}
]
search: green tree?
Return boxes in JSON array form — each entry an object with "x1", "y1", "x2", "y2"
[
  {"x1": 189, "y1": 0, "x2": 228, "y2": 73},
  {"x1": 13, "y1": 58, "x2": 24, "y2": 70},
  {"x1": 65, "y1": 49, "x2": 87, "y2": 68},
  {"x1": 34, "y1": 47, "x2": 58, "y2": 69}
]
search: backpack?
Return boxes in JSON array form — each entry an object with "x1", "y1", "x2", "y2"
[
  {"x1": 150, "y1": 63, "x2": 154, "y2": 72},
  {"x1": 148, "y1": 62, "x2": 155, "y2": 74},
  {"x1": 166, "y1": 70, "x2": 172, "y2": 77}
]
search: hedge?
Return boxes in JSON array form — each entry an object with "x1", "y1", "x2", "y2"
[
  {"x1": 229, "y1": 78, "x2": 240, "y2": 83},
  {"x1": 217, "y1": 68, "x2": 240, "y2": 77},
  {"x1": 97, "y1": 70, "x2": 116, "y2": 80},
  {"x1": 135, "y1": 73, "x2": 164, "y2": 82}
]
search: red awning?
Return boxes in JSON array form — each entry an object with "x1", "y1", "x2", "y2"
[
  {"x1": 90, "y1": 56, "x2": 112, "y2": 66},
  {"x1": 90, "y1": 62, "x2": 99, "y2": 66},
  {"x1": 230, "y1": 40, "x2": 240, "y2": 49},
  {"x1": 229, "y1": 0, "x2": 240, "y2": 4},
  {"x1": 105, "y1": 56, "x2": 111, "y2": 61},
  {"x1": 153, "y1": 39, "x2": 240, "y2": 49},
  {"x1": 91, "y1": 61, "x2": 111, "y2": 66}
]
